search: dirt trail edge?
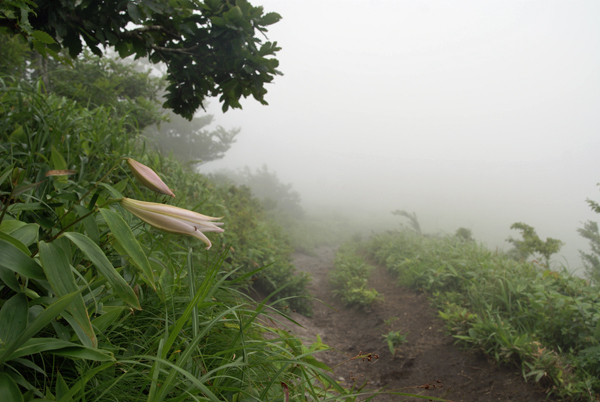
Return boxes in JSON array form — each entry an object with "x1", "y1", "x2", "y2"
[{"x1": 276, "y1": 246, "x2": 556, "y2": 402}]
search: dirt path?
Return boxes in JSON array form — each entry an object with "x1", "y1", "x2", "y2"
[{"x1": 279, "y1": 246, "x2": 555, "y2": 402}]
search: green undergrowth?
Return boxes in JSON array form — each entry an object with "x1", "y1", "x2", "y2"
[
  {"x1": 329, "y1": 242, "x2": 381, "y2": 308},
  {"x1": 364, "y1": 230, "x2": 600, "y2": 401},
  {"x1": 0, "y1": 80, "x2": 331, "y2": 400}
]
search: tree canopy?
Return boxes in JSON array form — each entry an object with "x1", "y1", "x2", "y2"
[
  {"x1": 47, "y1": 51, "x2": 167, "y2": 129},
  {"x1": 213, "y1": 165, "x2": 305, "y2": 219},
  {"x1": 145, "y1": 111, "x2": 240, "y2": 164},
  {"x1": 578, "y1": 185, "x2": 600, "y2": 283},
  {"x1": 506, "y1": 222, "x2": 563, "y2": 267},
  {"x1": 0, "y1": 0, "x2": 282, "y2": 119}
]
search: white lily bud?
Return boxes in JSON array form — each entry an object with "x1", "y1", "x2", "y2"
[
  {"x1": 126, "y1": 158, "x2": 175, "y2": 198},
  {"x1": 120, "y1": 198, "x2": 223, "y2": 249}
]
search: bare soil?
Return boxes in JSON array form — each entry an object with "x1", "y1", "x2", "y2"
[{"x1": 272, "y1": 246, "x2": 557, "y2": 402}]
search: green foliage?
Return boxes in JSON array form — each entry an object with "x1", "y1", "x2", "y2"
[
  {"x1": 455, "y1": 227, "x2": 473, "y2": 242},
  {"x1": 367, "y1": 230, "x2": 600, "y2": 400},
  {"x1": 506, "y1": 222, "x2": 563, "y2": 267},
  {"x1": 145, "y1": 112, "x2": 240, "y2": 164},
  {"x1": 0, "y1": 34, "x2": 31, "y2": 78},
  {"x1": 579, "y1": 186, "x2": 600, "y2": 284},
  {"x1": 0, "y1": 79, "x2": 326, "y2": 400},
  {"x1": 391, "y1": 209, "x2": 421, "y2": 234},
  {"x1": 46, "y1": 51, "x2": 166, "y2": 130},
  {"x1": 0, "y1": 0, "x2": 283, "y2": 119},
  {"x1": 578, "y1": 220, "x2": 600, "y2": 283},
  {"x1": 214, "y1": 165, "x2": 305, "y2": 219},
  {"x1": 383, "y1": 316, "x2": 399, "y2": 327},
  {"x1": 213, "y1": 169, "x2": 381, "y2": 255},
  {"x1": 329, "y1": 243, "x2": 381, "y2": 308},
  {"x1": 382, "y1": 330, "x2": 408, "y2": 356}
]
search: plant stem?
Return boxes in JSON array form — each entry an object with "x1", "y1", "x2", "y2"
[
  {"x1": 40, "y1": 158, "x2": 126, "y2": 241},
  {"x1": 30, "y1": 199, "x2": 121, "y2": 257}
]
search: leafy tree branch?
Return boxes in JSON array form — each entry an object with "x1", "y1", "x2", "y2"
[{"x1": 0, "y1": 0, "x2": 283, "y2": 119}]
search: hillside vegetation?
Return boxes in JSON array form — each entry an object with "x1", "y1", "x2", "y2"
[
  {"x1": 359, "y1": 230, "x2": 600, "y2": 401},
  {"x1": 0, "y1": 79, "x2": 357, "y2": 401}
]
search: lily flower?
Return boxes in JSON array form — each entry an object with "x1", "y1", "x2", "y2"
[
  {"x1": 126, "y1": 158, "x2": 175, "y2": 198},
  {"x1": 120, "y1": 198, "x2": 223, "y2": 249}
]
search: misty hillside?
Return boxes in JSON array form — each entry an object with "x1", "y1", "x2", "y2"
[{"x1": 1, "y1": 1, "x2": 599, "y2": 401}]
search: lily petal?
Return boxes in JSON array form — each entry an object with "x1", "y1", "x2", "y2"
[{"x1": 120, "y1": 198, "x2": 223, "y2": 249}]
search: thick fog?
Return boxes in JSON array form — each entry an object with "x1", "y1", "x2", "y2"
[{"x1": 201, "y1": 0, "x2": 600, "y2": 272}]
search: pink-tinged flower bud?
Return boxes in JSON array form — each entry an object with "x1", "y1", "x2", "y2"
[
  {"x1": 120, "y1": 198, "x2": 223, "y2": 249},
  {"x1": 126, "y1": 158, "x2": 175, "y2": 198}
]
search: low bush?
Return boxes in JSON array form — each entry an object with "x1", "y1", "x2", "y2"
[{"x1": 329, "y1": 242, "x2": 381, "y2": 308}]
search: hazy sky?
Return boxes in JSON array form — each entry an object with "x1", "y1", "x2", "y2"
[{"x1": 201, "y1": 0, "x2": 600, "y2": 271}]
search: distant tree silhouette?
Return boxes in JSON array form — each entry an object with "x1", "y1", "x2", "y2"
[{"x1": 391, "y1": 210, "x2": 421, "y2": 234}]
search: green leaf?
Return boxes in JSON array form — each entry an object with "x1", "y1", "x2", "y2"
[
  {"x1": 32, "y1": 30, "x2": 56, "y2": 44},
  {"x1": 11, "y1": 182, "x2": 42, "y2": 199},
  {"x1": 224, "y1": 6, "x2": 243, "y2": 23},
  {"x1": 114, "y1": 40, "x2": 133, "y2": 58},
  {"x1": 0, "y1": 231, "x2": 30, "y2": 255},
  {"x1": 7, "y1": 202, "x2": 45, "y2": 212},
  {"x1": 0, "y1": 164, "x2": 14, "y2": 188},
  {"x1": 10, "y1": 223, "x2": 39, "y2": 247},
  {"x1": 0, "y1": 293, "x2": 28, "y2": 345},
  {"x1": 99, "y1": 183, "x2": 124, "y2": 199},
  {"x1": 0, "y1": 266, "x2": 21, "y2": 293},
  {"x1": 99, "y1": 208, "x2": 155, "y2": 290},
  {"x1": 73, "y1": 205, "x2": 99, "y2": 245},
  {"x1": 55, "y1": 373, "x2": 71, "y2": 402},
  {"x1": 259, "y1": 12, "x2": 281, "y2": 26},
  {"x1": 8, "y1": 338, "x2": 114, "y2": 361},
  {"x1": 0, "y1": 238, "x2": 45, "y2": 279},
  {"x1": 52, "y1": 346, "x2": 114, "y2": 361},
  {"x1": 0, "y1": 291, "x2": 79, "y2": 365},
  {"x1": 0, "y1": 372, "x2": 23, "y2": 402},
  {"x1": 62, "y1": 232, "x2": 140, "y2": 310},
  {"x1": 91, "y1": 306, "x2": 128, "y2": 333},
  {"x1": 49, "y1": 145, "x2": 68, "y2": 182},
  {"x1": 38, "y1": 242, "x2": 97, "y2": 348},
  {"x1": 50, "y1": 145, "x2": 67, "y2": 170},
  {"x1": 127, "y1": 3, "x2": 142, "y2": 23},
  {"x1": 0, "y1": 220, "x2": 27, "y2": 234}
]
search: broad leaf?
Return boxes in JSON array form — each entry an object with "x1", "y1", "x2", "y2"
[
  {"x1": 91, "y1": 306, "x2": 128, "y2": 333},
  {"x1": 38, "y1": 242, "x2": 97, "y2": 348},
  {"x1": 99, "y1": 208, "x2": 155, "y2": 290},
  {"x1": 0, "y1": 293, "x2": 28, "y2": 345},
  {"x1": 62, "y1": 232, "x2": 140, "y2": 310},
  {"x1": 10, "y1": 223, "x2": 39, "y2": 247},
  {"x1": 0, "y1": 291, "x2": 80, "y2": 365},
  {"x1": 73, "y1": 205, "x2": 100, "y2": 245},
  {"x1": 0, "y1": 238, "x2": 45, "y2": 279},
  {"x1": 0, "y1": 372, "x2": 23, "y2": 402},
  {"x1": 0, "y1": 266, "x2": 21, "y2": 293}
]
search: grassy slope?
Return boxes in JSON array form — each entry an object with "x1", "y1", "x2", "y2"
[
  {"x1": 364, "y1": 230, "x2": 600, "y2": 401},
  {"x1": 0, "y1": 81, "x2": 341, "y2": 401}
]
